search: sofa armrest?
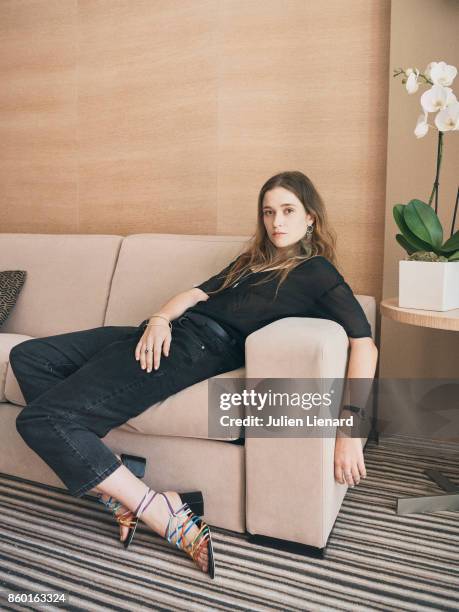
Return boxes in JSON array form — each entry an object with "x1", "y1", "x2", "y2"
[
  {"x1": 246, "y1": 317, "x2": 350, "y2": 379},
  {"x1": 244, "y1": 317, "x2": 351, "y2": 549},
  {"x1": 0, "y1": 333, "x2": 32, "y2": 404}
]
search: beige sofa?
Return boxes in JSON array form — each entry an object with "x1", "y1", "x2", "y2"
[{"x1": 0, "y1": 233, "x2": 377, "y2": 554}]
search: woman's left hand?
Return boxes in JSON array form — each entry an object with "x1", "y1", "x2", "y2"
[{"x1": 334, "y1": 436, "x2": 367, "y2": 487}]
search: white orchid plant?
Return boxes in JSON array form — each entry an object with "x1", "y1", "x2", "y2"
[{"x1": 392, "y1": 61, "x2": 459, "y2": 262}]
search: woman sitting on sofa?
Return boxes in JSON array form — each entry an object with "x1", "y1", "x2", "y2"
[{"x1": 9, "y1": 170, "x2": 378, "y2": 579}]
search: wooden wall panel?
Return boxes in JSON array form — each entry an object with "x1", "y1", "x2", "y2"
[
  {"x1": 0, "y1": 0, "x2": 78, "y2": 233},
  {"x1": 77, "y1": 0, "x2": 219, "y2": 235},
  {"x1": 217, "y1": 0, "x2": 390, "y2": 299},
  {"x1": 0, "y1": 0, "x2": 391, "y2": 299}
]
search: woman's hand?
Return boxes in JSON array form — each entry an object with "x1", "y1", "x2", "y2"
[
  {"x1": 334, "y1": 435, "x2": 367, "y2": 487},
  {"x1": 135, "y1": 322, "x2": 171, "y2": 373},
  {"x1": 334, "y1": 338, "x2": 377, "y2": 487}
]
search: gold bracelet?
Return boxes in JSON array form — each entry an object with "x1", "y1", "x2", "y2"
[
  {"x1": 150, "y1": 314, "x2": 170, "y2": 325},
  {"x1": 146, "y1": 319, "x2": 172, "y2": 331}
]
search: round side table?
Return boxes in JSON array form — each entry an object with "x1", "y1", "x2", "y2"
[
  {"x1": 380, "y1": 297, "x2": 459, "y2": 515},
  {"x1": 381, "y1": 296, "x2": 459, "y2": 331}
]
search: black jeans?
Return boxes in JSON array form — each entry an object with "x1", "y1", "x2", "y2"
[{"x1": 9, "y1": 315, "x2": 244, "y2": 497}]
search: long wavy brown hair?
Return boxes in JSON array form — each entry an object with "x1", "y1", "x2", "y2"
[{"x1": 206, "y1": 170, "x2": 338, "y2": 298}]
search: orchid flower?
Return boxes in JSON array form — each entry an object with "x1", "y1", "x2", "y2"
[
  {"x1": 421, "y1": 85, "x2": 457, "y2": 113},
  {"x1": 394, "y1": 59, "x2": 459, "y2": 225},
  {"x1": 414, "y1": 112, "x2": 429, "y2": 138},
  {"x1": 429, "y1": 61, "x2": 457, "y2": 87},
  {"x1": 405, "y1": 69, "x2": 420, "y2": 94},
  {"x1": 435, "y1": 101, "x2": 459, "y2": 132}
]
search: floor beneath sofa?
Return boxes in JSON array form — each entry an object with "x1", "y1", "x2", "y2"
[{"x1": 0, "y1": 435, "x2": 458, "y2": 612}]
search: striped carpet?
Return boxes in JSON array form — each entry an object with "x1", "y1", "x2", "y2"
[{"x1": 0, "y1": 435, "x2": 458, "y2": 611}]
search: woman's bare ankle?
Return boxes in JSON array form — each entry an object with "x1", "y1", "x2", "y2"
[
  {"x1": 139, "y1": 491, "x2": 172, "y2": 534},
  {"x1": 137, "y1": 491, "x2": 187, "y2": 534}
]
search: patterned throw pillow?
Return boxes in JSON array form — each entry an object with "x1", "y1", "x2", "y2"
[{"x1": 0, "y1": 271, "x2": 27, "y2": 327}]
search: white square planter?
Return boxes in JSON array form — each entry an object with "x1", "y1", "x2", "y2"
[{"x1": 399, "y1": 260, "x2": 459, "y2": 311}]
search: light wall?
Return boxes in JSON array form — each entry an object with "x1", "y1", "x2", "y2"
[
  {"x1": 0, "y1": 0, "x2": 390, "y2": 302},
  {"x1": 381, "y1": 0, "x2": 459, "y2": 378}
]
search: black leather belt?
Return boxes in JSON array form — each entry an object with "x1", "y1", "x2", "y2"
[{"x1": 179, "y1": 311, "x2": 236, "y2": 345}]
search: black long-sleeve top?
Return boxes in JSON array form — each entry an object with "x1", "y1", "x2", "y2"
[{"x1": 187, "y1": 255, "x2": 372, "y2": 347}]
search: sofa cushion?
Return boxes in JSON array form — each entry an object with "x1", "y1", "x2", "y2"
[
  {"x1": 118, "y1": 366, "x2": 245, "y2": 440},
  {"x1": 0, "y1": 234, "x2": 123, "y2": 337},
  {"x1": 0, "y1": 271, "x2": 27, "y2": 327},
  {"x1": 104, "y1": 233, "x2": 250, "y2": 326}
]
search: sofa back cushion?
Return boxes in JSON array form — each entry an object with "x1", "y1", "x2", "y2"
[
  {"x1": 104, "y1": 233, "x2": 250, "y2": 326},
  {"x1": 0, "y1": 234, "x2": 122, "y2": 337}
]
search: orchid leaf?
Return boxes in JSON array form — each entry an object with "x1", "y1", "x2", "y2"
[
  {"x1": 441, "y1": 230, "x2": 459, "y2": 253},
  {"x1": 447, "y1": 250, "x2": 459, "y2": 261},
  {"x1": 393, "y1": 204, "x2": 437, "y2": 253},
  {"x1": 403, "y1": 199, "x2": 443, "y2": 248},
  {"x1": 396, "y1": 234, "x2": 418, "y2": 255}
]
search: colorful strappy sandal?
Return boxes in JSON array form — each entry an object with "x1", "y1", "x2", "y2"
[
  {"x1": 96, "y1": 454, "x2": 204, "y2": 549},
  {"x1": 135, "y1": 488, "x2": 215, "y2": 579}
]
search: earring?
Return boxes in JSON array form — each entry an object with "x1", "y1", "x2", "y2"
[{"x1": 306, "y1": 224, "x2": 314, "y2": 238}]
